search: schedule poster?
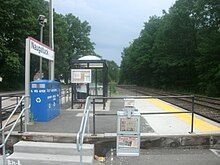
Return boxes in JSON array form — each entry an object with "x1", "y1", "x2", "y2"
[{"x1": 120, "y1": 117, "x2": 138, "y2": 132}]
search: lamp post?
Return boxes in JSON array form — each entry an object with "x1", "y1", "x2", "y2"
[
  {"x1": 38, "y1": 15, "x2": 47, "y2": 79},
  {"x1": 49, "y1": 0, "x2": 54, "y2": 80}
]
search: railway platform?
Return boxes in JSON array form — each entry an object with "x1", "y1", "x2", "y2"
[
  {"x1": 8, "y1": 87, "x2": 220, "y2": 142},
  {"x1": 135, "y1": 98, "x2": 220, "y2": 135},
  {"x1": 4, "y1": 87, "x2": 220, "y2": 164},
  {"x1": 15, "y1": 97, "x2": 220, "y2": 136}
]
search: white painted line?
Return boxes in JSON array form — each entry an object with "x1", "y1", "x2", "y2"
[
  {"x1": 210, "y1": 149, "x2": 220, "y2": 158},
  {"x1": 76, "y1": 113, "x2": 93, "y2": 117}
]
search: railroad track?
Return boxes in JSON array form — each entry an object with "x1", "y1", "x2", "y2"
[{"x1": 117, "y1": 85, "x2": 220, "y2": 123}]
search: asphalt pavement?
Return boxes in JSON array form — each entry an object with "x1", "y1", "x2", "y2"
[
  {"x1": 24, "y1": 95, "x2": 154, "y2": 134},
  {"x1": 104, "y1": 148, "x2": 220, "y2": 165}
]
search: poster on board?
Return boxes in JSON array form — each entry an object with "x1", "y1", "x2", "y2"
[
  {"x1": 117, "y1": 109, "x2": 140, "y2": 156},
  {"x1": 71, "y1": 69, "x2": 92, "y2": 83},
  {"x1": 117, "y1": 135, "x2": 140, "y2": 156},
  {"x1": 120, "y1": 117, "x2": 138, "y2": 132}
]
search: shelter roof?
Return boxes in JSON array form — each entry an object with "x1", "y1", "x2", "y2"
[{"x1": 78, "y1": 55, "x2": 101, "y2": 61}]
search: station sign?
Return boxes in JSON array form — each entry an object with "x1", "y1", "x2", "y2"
[
  {"x1": 117, "y1": 108, "x2": 140, "y2": 156},
  {"x1": 28, "y1": 37, "x2": 54, "y2": 61},
  {"x1": 25, "y1": 36, "x2": 55, "y2": 123},
  {"x1": 71, "y1": 69, "x2": 92, "y2": 83}
]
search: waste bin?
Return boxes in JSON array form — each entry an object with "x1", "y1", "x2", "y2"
[{"x1": 30, "y1": 80, "x2": 60, "y2": 122}]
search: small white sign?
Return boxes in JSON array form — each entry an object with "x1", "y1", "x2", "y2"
[
  {"x1": 28, "y1": 37, "x2": 54, "y2": 61},
  {"x1": 8, "y1": 159, "x2": 22, "y2": 165}
]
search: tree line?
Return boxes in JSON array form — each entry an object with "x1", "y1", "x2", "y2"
[
  {"x1": 120, "y1": 0, "x2": 220, "y2": 96},
  {"x1": 0, "y1": 0, "x2": 119, "y2": 91}
]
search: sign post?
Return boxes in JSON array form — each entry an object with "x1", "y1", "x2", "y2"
[
  {"x1": 117, "y1": 106, "x2": 141, "y2": 156},
  {"x1": 25, "y1": 37, "x2": 54, "y2": 125}
]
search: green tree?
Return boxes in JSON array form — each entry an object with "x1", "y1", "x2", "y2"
[
  {"x1": 120, "y1": 0, "x2": 220, "y2": 96},
  {"x1": 107, "y1": 60, "x2": 119, "y2": 83},
  {"x1": 54, "y1": 13, "x2": 95, "y2": 83},
  {"x1": 0, "y1": 0, "x2": 96, "y2": 89},
  {"x1": 0, "y1": 0, "x2": 49, "y2": 90},
  {"x1": 193, "y1": 0, "x2": 220, "y2": 96}
]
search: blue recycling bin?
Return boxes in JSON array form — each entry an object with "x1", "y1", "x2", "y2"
[{"x1": 30, "y1": 80, "x2": 61, "y2": 122}]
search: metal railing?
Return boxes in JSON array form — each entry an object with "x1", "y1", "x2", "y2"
[
  {"x1": 91, "y1": 95, "x2": 195, "y2": 135},
  {"x1": 76, "y1": 96, "x2": 92, "y2": 165},
  {"x1": 76, "y1": 95, "x2": 195, "y2": 164},
  {"x1": 60, "y1": 87, "x2": 71, "y2": 105},
  {"x1": 0, "y1": 92, "x2": 24, "y2": 127},
  {"x1": 0, "y1": 95, "x2": 30, "y2": 165}
]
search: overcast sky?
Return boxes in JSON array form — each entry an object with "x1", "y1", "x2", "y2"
[{"x1": 53, "y1": 0, "x2": 176, "y2": 65}]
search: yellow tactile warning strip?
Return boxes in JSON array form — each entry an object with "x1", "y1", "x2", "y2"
[{"x1": 147, "y1": 99, "x2": 220, "y2": 132}]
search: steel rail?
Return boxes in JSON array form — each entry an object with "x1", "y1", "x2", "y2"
[
  {"x1": 76, "y1": 96, "x2": 92, "y2": 165},
  {"x1": 0, "y1": 95, "x2": 30, "y2": 165},
  {"x1": 133, "y1": 87, "x2": 220, "y2": 110},
  {"x1": 128, "y1": 87, "x2": 220, "y2": 122}
]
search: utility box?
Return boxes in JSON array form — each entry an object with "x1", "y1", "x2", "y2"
[
  {"x1": 117, "y1": 108, "x2": 140, "y2": 156},
  {"x1": 30, "y1": 80, "x2": 60, "y2": 122}
]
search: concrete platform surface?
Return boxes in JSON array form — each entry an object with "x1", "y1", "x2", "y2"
[{"x1": 135, "y1": 98, "x2": 220, "y2": 135}]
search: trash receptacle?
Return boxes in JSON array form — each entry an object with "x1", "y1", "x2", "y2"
[{"x1": 30, "y1": 80, "x2": 60, "y2": 122}]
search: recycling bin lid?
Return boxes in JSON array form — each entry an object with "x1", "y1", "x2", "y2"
[{"x1": 30, "y1": 80, "x2": 59, "y2": 84}]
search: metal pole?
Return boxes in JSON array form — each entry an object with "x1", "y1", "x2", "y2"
[
  {"x1": 92, "y1": 99, "x2": 96, "y2": 135},
  {"x1": 39, "y1": 26, "x2": 43, "y2": 79},
  {"x1": 86, "y1": 63, "x2": 89, "y2": 97},
  {"x1": 19, "y1": 96, "x2": 23, "y2": 133},
  {"x1": 87, "y1": 100, "x2": 90, "y2": 134},
  {"x1": 103, "y1": 66, "x2": 107, "y2": 109},
  {"x1": 49, "y1": 0, "x2": 54, "y2": 80},
  {"x1": 2, "y1": 131, "x2": 6, "y2": 165},
  {"x1": 71, "y1": 84, "x2": 74, "y2": 109},
  {"x1": 25, "y1": 38, "x2": 30, "y2": 124},
  {"x1": 95, "y1": 69, "x2": 97, "y2": 96},
  {"x1": 80, "y1": 150, "x2": 83, "y2": 165},
  {"x1": 68, "y1": 87, "x2": 70, "y2": 101},
  {"x1": 190, "y1": 96, "x2": 195, "y2": 133},
  {"x1": 0, "y1": 97, "x2": 2, "y2": 129}
]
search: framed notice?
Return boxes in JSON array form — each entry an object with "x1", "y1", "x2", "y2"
[
  {"x1": 71, "y1": 69, "x2": 92, "y2": 83},
  {"x1": 117, "y1": 109, "x2": 140, "y2": 156},
  {"x1": 117, "y1": 135, "x2": 140, "y2": 156},
  {"x1": 117, "y1": 110, "x2": 140, "y2": 134},
  {"x1": 120, "y1": 117, "x2": 138, "y2": 132}
]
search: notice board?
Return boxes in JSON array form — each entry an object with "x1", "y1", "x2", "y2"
[{"x1": 71, "y1": 69, "x2": 92, "y2": 83}]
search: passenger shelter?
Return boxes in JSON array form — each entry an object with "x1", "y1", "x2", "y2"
[{"x1": 71, "y1": 55, "x2": 108, "y2": 108}]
